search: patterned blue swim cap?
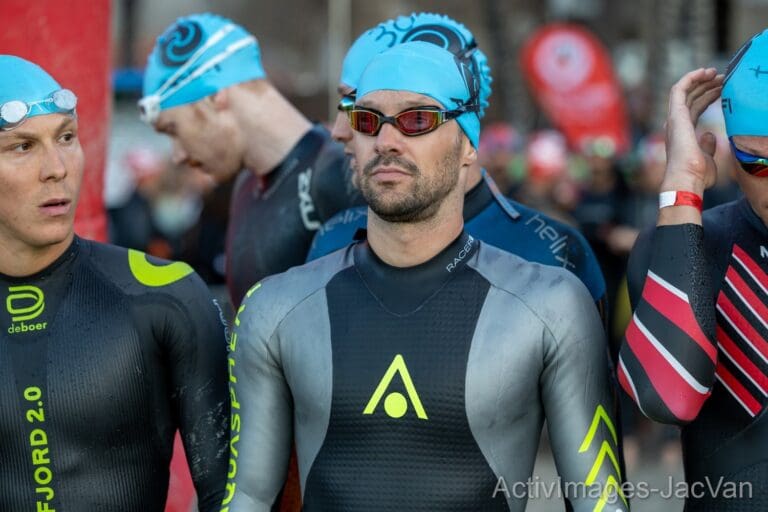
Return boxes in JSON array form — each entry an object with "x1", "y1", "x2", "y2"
[
  {"x1": 140, "y1": 13, "x2": 265, "y2": 124},
  {"x1": 341, "y1": 12, "x2": 492, "y2": 118},
  {"x1": 0, "y1": 55, "x2": 77, "y2": 130},
  {"x1": 722, "y1": 29, "x2": 768, "y2": 137},
  {"x1": 356, "y1": 42, "x2": 481, "y2": 148}
]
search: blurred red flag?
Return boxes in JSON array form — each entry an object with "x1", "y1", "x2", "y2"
[
  {"x1": 520, "y1": 23, "x2": 630, "y2": 156},
  {"x1": 0, "y1": 0, "x2": 110, "y2": 241}
]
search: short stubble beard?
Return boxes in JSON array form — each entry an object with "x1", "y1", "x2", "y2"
[{"x1": 360, "y1": 136, "x2": 463, "y2": 223}]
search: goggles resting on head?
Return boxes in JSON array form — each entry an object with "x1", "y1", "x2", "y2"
[
  {"x1": 730, "y1": 137, "x2": 768, "y2": 177},
  {"x1": 138, "y1": 23, "x2": 256, "y2": 124},
  {"x1": 0, "y1": 89, "x2": 77, "y2": 130},
  {"x1": 349, "y1": 104, "x2": 478, "y2": 137}
]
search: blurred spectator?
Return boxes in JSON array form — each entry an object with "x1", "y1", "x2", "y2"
[
  {"x1": 572, "y1": 136, "x2": 634, "y2": 333},
  {"x1": 514, "y1": 130, "x2": 579, "y2": 225},
  {"x1": 178, "y1": 178, "x2": 232, "y2": 285},
  {"x1": 106, "y1": 148, "x2": 164, "y2": 253},
  {"x1": 144, "y1": 163, "x2": 214, "y2": 262},
  {"x1": 106, "y1": 147, "x2": 227, "y2": 282},
  {"x1": 478, "y1": 122, "x2": 523, "y2": 195},
  {"x1": 623, "y1": 132, "x2": 667, "y2": 229}
]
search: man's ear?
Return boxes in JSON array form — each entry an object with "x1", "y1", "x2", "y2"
[
  {"x1": 462, "y1": 137, "x2": 478, "y2": 168},
  {"x1": 210, "y1": 89, "x2": 230, "y2": 111}
]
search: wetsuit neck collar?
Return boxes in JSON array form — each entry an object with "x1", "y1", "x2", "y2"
[
  {"x1": 262, "y1": 124, "x2": 328, "y2": 192},
  {"x1": 738, "y1": 196, "x2": 768, "y2": 237},
  {"x1": 0, "y1": 236, "x2": 80, "y2": 283},
  {"x1": 353, "y1": 231, "x2": 478, "y2": 315},
  {"x1": 463, "y1": 174, "x2": 493, "y2": 221}
]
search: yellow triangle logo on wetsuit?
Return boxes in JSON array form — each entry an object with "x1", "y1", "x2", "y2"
[{"x1": 363, "y1": 354, "x2": 428, "y2": 420}]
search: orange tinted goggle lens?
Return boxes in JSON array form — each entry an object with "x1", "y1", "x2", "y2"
[
  {"x1": 349, "y1": 109, "x2": 443, "y2": 136},
  {"x1": 349, "y1": 110, "x2": 380, "y2": 134}
]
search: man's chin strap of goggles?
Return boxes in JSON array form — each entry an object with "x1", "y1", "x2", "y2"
[{"x1": 138, "y1": 23, "x2": 256, "y2": 125}]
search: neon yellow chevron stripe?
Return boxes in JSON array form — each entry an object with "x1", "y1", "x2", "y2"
[
  {"x1": 579, "y1": 404, "x2": 617, "y2": 452},
  {"x1": 586, "y1": 440, "x2": 622, "y2": 484},
  {"x1": 592, "y1": 474, "x2": 627, "y2": 511}
]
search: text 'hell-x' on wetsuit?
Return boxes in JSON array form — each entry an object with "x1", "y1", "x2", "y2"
[
  {"x1": 620, "y1": 197, "x2": 768, "y2": 510},
  {"x1": 223, "y1": 232, "x2": 625, "y2": 512},
  {"x1": 0, "y1": 237, "x2": 230, "y2": 512}
]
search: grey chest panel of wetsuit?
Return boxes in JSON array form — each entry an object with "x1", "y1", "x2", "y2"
[
  {"x1": 0, "y1": 238, "x2": 230, "y2": 512},
  {"x1": 224, "y1": 234, "x2": 626, "y2": 511},
  {"x1": 226, "y1": 124, "x2": 363, "y2": 307}
]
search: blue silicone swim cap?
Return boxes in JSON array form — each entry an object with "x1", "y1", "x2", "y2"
[
  {"x1": 722, "y1": 29, "x2": 768, "y2": 137},
  {"x1": 0, "y1": 55, "x2": 77, "y2": 130},
  {"x1": 356, "y1": 42, "x2": 480, "y2": 148},
  {"x1": 140, "y1": 13, "x2": 265, "y2": 124},
  {"x1": 341, "y1": 12, "x2": 492, "y2": 117}
]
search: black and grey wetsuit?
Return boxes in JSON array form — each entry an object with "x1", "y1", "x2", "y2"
[
  {"x1": 620, "y1": 198, "x2": 768, "y2": 510},
  {"x1": 223, "y1": 232, "x2": 625, "y2": 511},
  {"x1": 0, "y1": 237, "x2": 229, "y2": 512}
]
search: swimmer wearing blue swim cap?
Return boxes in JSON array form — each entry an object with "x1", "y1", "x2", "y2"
[
  {"x1": 619, "y1": 27, "x2": 768, "y2": 512},
  {"x1": 0, "y1": 55, "x2": 230, "y2": 512},
  {"x1": 221, "y1": 39, "x2": 624, "y2": 512},
  {"x1": 142, "y1": 13, "x2": 362, "y2": 307}
]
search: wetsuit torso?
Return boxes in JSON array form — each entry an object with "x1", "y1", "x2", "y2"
[
  {"x1": 223, "y1": 233, "x2": 625, "y2": 511},
  {"x1": 0, "y1": 237, "x2": 230, "y2": 512},
  {"x1": 307, "y1": 171, "x2": 607, "y2": 326},
  {"x1": 226, "y1": 124, "x2": 362, "y2": 306},
  {"x1": 620, "y1": 197, "x2": 768, "y2": 510}
]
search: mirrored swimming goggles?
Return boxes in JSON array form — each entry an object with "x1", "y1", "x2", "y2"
[
  {"x1": 349, "y1": 104, "x2": 476, "y2": 137},
  {"x1": 729, "y1": 137, "x2": 768, "y2": 177},
  {"x1": 0, "y1": 89, "x2": 77, "y2": 130}
]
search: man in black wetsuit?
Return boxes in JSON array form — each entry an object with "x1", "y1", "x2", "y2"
[
  {"x1": 223, "y1": 41, "x2": 625, "y2": 512},
  {"x1": 140, "y1": 13, "x2": 362, "y2": 306},
  {"x1": 0, "y1": 55, "x2": 229, "y2": 511},
  {"x1": 618, "y1": 31, "x2": 768, "y2": 510}
]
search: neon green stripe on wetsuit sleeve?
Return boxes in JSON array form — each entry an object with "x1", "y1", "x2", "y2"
[{"x1": 128, "y1": 250, "x2": 194, "y2": 287}]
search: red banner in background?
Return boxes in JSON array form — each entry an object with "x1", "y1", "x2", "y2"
[
  {"x1": 0, "y1": 0, "x2": 110, "y2": 241},
  {"x1": 520, "y1": 23, "x2": 630, "y2": 156}
]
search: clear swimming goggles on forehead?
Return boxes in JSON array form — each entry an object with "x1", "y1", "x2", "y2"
[
  {"x1": 0, "y1": 89, "x2": 77, "y2": 130},
  {"x1": 138, "y1": 23, "x2": 256, "y2": 125}
]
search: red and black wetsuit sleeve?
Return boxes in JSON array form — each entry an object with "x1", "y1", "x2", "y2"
[{"x1": 618, "y1": 224, "x2": 718, "y2": 424}]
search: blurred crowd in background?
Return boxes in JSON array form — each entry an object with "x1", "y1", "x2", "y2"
[{"x1": 102, "y1": 0, "x2": 761, "y2": 487}]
